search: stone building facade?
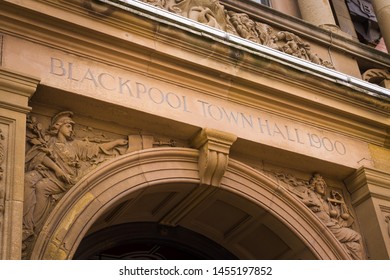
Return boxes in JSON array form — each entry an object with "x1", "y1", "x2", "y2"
[{"x1": 1, "y1": 0, "x2": 390, "y2": 260}]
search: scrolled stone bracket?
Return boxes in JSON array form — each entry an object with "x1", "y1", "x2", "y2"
[
  {"x1": 160, "y1": 128, "x2": 237, "y2": 226},
  {"x1": 191, "y1": 128, "x2": 237, "y2": 187}
]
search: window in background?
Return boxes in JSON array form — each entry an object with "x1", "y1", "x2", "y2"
[{"x1": 250, "y1": 0, "x2": 271, "y2": 7}]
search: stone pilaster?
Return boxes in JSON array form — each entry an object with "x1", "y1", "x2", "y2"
[
  {"x1": 345, "y1": 167, "x2": 390, "y2": 259},
  {"x1": 0, "y1": 68, "x2": 39, "y2": 259},
  {"x1": 372, "y1": 0, "x2": 390, "y2": 53}
]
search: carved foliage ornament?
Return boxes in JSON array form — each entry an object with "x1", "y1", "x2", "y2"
[
  {"x1": 139, "y1": 0, "x2": 334, "y2": 68},
  {"x1": 276, "y1": 173, "x2": 364, "y2": 259},
  {"x1": 22, "y1": 112, "x2": 175, "y2": 258}
]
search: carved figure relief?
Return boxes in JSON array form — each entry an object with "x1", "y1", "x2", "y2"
[
  {"x1": 277, "y1": 173, "x2": 364, "y2": 259},
  {"x1": 140, "y1": 0, "x2": 333, "y2": 68},
  {"x1": 170, "y1": 0, "x2": 230, "y2": 30},
  {"x1": 22, "y1": 111, "x2": 175, "y2": 258}
]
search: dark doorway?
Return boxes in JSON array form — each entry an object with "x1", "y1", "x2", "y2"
[{"x1": 74, "y1": 222, "x2": 238, "y2": 260}]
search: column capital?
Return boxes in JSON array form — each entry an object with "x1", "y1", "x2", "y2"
[
  {"x1": 345, "y1": 166, "x2": 390, "y2": 206},
  {"x1": 0, "y1": 68, "x2": 40, "y2": 113}
]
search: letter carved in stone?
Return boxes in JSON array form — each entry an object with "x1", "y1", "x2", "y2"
[{"x1": 277, "y1": 173, "x2": 364, "y2": 259}]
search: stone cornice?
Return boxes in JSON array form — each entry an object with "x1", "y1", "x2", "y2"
[
  {"x1": 1, "y1": 0, "x2": 389, "y2": 146},
  {"x1": 0, "y1": 68, "x2": 39, "y2": 113}
]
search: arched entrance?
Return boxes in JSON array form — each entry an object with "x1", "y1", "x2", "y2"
[
  {"x1": 31, "y1": 147, "x2": 350, "y2": 260},
  {"x1": 73, "y1": 222, "x2": 238, "y2": 259}
]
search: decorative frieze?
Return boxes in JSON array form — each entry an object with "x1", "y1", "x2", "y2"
[
  {"x1": 276, "y1": 172, "x2": 364, "y2": 259},
  {"x1": 138, "y1": 0, "x2": 334, "y2": 68}
]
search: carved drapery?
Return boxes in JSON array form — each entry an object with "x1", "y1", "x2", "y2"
[
  {"x1": 22, "y1": 111, "x2": 175, "y2": 258},
  {"x1": 139, "y1": 0, "x2": 334, "y2": 68},
  {"x1": 276, "y1": 172, "x2": 364, "y2": 260}
]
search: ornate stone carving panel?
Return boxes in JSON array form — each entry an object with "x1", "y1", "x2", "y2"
[
  {"x1": 138, "y1": 0, "x2": 333, "y2": 67},
  {"x1": 275, "y1": 172, "x2": 364, "y2": 259},
  {"x1": 22, "y1": 111, "x2": 175, "y2": 258}
]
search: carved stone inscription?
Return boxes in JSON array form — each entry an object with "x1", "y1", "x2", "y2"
[{"x1": 47, "y1": 56, "x2": 372, "y2": 168}]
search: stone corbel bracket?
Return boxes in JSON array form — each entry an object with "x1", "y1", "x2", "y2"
[
  {"x1": 191, "y1": 128, "x2": 237, "y2": 187},
  {"x1": 160, "y1": 128, "x2": 236, "y2": 226}
]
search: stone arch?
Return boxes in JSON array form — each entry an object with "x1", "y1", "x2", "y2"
[{"x1": 31, "y1": 147, "x2": 350, "y2": 260}]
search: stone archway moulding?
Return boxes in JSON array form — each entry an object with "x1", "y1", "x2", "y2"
[{"x1": 31, "y1": 147, "x2": 350, "y2": 260}]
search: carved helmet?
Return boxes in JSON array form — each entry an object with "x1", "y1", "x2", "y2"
[{"x1": 49, "y1": 111, "x2": 75, "y2": 133}]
